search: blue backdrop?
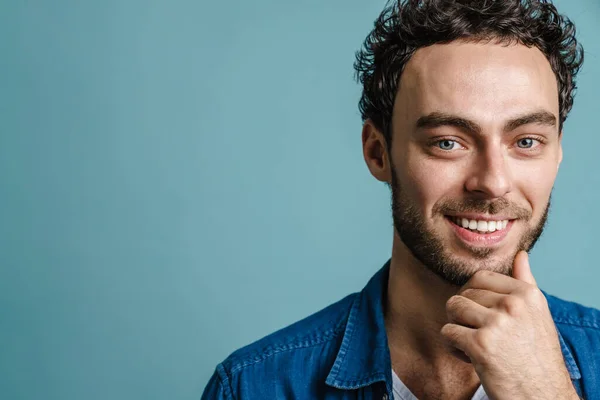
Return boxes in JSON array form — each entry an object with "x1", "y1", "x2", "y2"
[{"x1": 1, "y1": 1, "x2": 599, "y2": 399}]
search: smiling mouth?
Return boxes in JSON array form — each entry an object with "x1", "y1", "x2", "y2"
[{"x1": 447, "y1": 216, "x2": 511, "y2": 234}]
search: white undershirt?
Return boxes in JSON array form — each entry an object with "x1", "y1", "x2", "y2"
[{"x1": 392, "y1": 369, "x2": 489, "y2": 400}]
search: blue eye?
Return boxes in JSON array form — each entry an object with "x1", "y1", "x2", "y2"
[
  {"x1": 438, "y1": 139, "x2": 457, "y2": 150},
  {"x1": 517, "y1": 138, "x2": 535, "y2": 148}
]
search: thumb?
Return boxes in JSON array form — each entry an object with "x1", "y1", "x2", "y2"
[{"x1": 512, "y1": 250, "x2": 537, "y2": 286}]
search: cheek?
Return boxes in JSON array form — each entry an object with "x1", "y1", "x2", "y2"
[
  {"x1": 403, "y1": 156, "x2": 466, "y2": 213},
  {"x1": 512, "y1": 160, "x2": 557, "y2": 210}
]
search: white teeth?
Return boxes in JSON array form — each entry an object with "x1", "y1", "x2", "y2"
[
  {"x1": 453, "y1": 217, "x2": 510, "y2": 233},
  {"x1": 477, "y1": 221, "x2": 488, "y2": 232}
]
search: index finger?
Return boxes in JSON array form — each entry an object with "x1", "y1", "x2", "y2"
[{"x1": 460, "y1": 269, "x2": 523, "y2": 295}]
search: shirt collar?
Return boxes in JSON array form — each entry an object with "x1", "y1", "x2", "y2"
[
  {"x1": 325, "y1": 260, "x2": 393, "y2": 393},
  {"x1": 326, "y1": 259, "x2": 581, "y2": 392}
]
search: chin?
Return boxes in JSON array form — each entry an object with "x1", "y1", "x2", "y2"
[{"x1": 450, "y1": 248, "x2": 514, "y2": 275}]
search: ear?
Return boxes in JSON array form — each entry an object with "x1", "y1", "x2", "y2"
[
  {"x1": 557, "y1": 130, "x2": 563, "y2": 170},
  {"x1": 362, "y1": 120, "x2": 392, "y2": 183}
]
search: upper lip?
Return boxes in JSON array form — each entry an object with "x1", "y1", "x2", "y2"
[{"x1": 446, "y1": 213, "x2": 515, "y2": 221}]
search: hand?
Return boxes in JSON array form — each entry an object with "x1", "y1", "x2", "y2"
[{"x1": 440, "y1": 251, "x2": 579, "y2": 400}]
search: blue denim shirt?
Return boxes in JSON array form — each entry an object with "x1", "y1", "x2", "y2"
[{"x1": 202, "y1": 260, "x2": 600, "y2": 399}]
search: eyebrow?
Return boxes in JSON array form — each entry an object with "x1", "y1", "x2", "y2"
[{"x1": 415, "y1": 110, "x2": 557, "y2": 135}]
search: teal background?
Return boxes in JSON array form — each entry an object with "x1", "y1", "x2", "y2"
[{"x1": 1, "y1": 1, "x2": 599, "y2": 399}]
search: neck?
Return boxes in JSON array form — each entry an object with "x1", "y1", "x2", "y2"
[{"x1": 385, "y1": 231, "x2": 471, "y2": 369}]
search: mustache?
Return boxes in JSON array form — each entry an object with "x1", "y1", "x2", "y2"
[{"x1": 434, "y1": 197, "x2": 531, "y2": 220}]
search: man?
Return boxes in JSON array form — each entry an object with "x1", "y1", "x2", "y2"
[{"x1": 202, "y1": 0, "x2": 599, "y2": 399}]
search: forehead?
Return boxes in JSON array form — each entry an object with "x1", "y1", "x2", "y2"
[{"x1": 394, "y1": 41, "x2": 559, "y2": 127}]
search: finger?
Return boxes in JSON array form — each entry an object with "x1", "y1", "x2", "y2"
[
  {"x1": 457, "y1": 288, "x2": 507, "y2": 308},
  {"x1": 461, "y1": 269, "x2": 521, "y2": 294},
  {"x1": 440, "y1": 323, "x2": 476, "y2": 356},
  {"x1": 446, "y1": 295, "x2": 492, "y2": 328},
  {"x1": 511, "y1": 250, "x2": 537, "y2": 286},
  {"x1": 450, "y1": 348, "x2": 472, "y2": 364}
]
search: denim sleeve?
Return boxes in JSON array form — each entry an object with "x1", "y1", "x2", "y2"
[{"x1": 201, "y1": 365, "x2": 234, "y2": 400}]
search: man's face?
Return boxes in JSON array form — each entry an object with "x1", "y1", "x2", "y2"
[{"x1": 389, "y1": 41, "x2": 562, "y2": 286}]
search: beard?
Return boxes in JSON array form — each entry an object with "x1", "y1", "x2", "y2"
[{"x1": 390, "y1": 168, "x2": 550, "y2": 287}]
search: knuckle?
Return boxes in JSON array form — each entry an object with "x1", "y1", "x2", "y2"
[
  {"x1": 473, "y1": 329, "x2": 492, "y2": 351},
  {"x1": 491, "y1": 312, "x2": 509, "y2": 327},
  {"x1": 468, "y1": 271, "x2": 486, "y2": 286},
  {"x1": 522, "y1": 286, "x2": 543, "y2": 302},
  {"x1": 500, "y1": 296, "x2": 523, "y2": 316},
  {"x1": 473, "y1": 270, "x2": 488, "y2": 279},
  {"x1": 472, "y1": 269, "x2": 494, "y2": 284}
]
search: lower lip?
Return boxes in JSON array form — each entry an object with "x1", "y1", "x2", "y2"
[{"x1": 446, "y1": 217, "x2": 514, "y2": 247}]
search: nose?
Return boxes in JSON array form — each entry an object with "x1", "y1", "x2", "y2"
[{"x1": 464, "y1": 148, "x2": 512, "y2": 198}]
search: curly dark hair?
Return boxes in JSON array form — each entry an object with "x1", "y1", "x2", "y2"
[{"x1": 354, "y1": 0, "x2": 584, "y2": 144}]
